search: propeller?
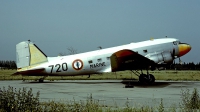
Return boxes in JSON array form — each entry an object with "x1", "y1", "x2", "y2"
[
  {"x1": 179, "y1": 57, "x2": 182, "y2": 65},
  {"x1": 169, "y1": 48, "x2": 176, "y2": 69},
  {"x1": 172, "y1": 48, "x2": 176, "y2": 64},
  {"x1": 172, "y1": 48, "x2": 182, "y2": 65}
]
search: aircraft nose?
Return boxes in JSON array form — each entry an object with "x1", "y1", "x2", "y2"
[{"x1": 178, "y1": 43, "x2": 191, "y2": 57}]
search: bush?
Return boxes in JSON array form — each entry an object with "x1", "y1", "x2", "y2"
[
  {"x1": 40, "y1": 94, "x2": 103, "y2": 112},
  {"x1": 180, "y1": 88, "x2": 200, "y2": 111},
  {"x1": 0, "y1": 86, "x2": 40, "y2": 112},
  {"x1": 157, "y1": 98, "x2": 164, "y2": 112}
]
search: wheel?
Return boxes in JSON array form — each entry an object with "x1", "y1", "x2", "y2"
[
  {"x1": 39, "y1": 78, "x2": 44, "y2": 83},
  {"x1": 148, "y1": 74, "x2": 155, "y2": 83},
  {"x1": 139, "y1": 74, "x2": 155, "y2": 84},
  {"x1": 139, "y1": 74, "x2": 147, "y2": 83}
]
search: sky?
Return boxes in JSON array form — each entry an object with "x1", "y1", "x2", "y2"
[{"x1": 0, "y1": 0, "x2": 200, "y2": 63}]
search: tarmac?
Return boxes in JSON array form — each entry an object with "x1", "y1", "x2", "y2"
[{"x1": 1, "y1": 80, "x2": 199, "y2": 108}]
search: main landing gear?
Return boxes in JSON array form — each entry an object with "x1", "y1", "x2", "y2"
[
  {"x1": 38, "y1": 76, "x2": 47, "y2": 83},
  {"x1": 39, "y1": 78, "x2": 44, "y2": 83},
  {"x1": 131, "y1": 70, "x2": 155, "y2": 84}
]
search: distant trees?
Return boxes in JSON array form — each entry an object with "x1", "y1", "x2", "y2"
[
  {"x1": 59, "y1": 47, "x2": 78, "y2": 56},
  {"x1": 0, "y1": 60, "x2": 17, "y2": 70},
  {"x1": 166, "y1": 62, "x2": 200, "y2": 70},
  {"x1": 67, "y1": 47, "x2": 78, "y2": 55}
]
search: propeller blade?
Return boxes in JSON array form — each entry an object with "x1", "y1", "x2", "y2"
[
  {"x1": 171, "y1": 48, "x2": 176, "y2": 65},
  {"x1": 172, "y1": 48, "x2": 175, "y2": 58},
  {"x1": 179, "y1": 58, "x2": 182, "y2": 64}
]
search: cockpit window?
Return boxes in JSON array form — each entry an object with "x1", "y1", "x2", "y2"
[
  {"x1": 173, "y1": 41, "x2": 180, "y2": 45},
  {"x1": 173, "y1": 42, "x2": 177, "y2": 45}
]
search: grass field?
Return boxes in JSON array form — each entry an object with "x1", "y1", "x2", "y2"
[{"x1": 0, "y1": 69, "x2": 200, "y2": 81}]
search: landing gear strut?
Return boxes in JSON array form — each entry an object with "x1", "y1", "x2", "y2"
[
  {"x1": 139, "y1": 74, "x2": 155, "y2": 83},
  {"x1": 131, "y1": 70, "x2": 155, "y2": 84},
  {"x1": 38, "y1": 76, "x2": 47, "y2": 83},
  {"x1": 39, "y1": 78, "x2": 44, "y2": 83}
]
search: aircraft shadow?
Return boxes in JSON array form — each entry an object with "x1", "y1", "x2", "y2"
[
  {"x1": 21, "y1": 80, "x2": 171, "y2": 88},
  {"x1": 121, "y1": 80, "x2": 171, "y2": 88},
  {"x1": 21, "y1": 80, "x2": 121, "y2": 84}
]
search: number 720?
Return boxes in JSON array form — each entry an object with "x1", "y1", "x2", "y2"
[{"x1": 48, "y1": 63, "x2": 68, "y2": 73}]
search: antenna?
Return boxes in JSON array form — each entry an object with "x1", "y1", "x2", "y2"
[{"x1": 98, "y1": 46, "x2": 102, "y2": 49}]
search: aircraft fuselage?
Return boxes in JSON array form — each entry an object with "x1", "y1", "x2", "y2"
[{"x1": 22, "y1": 38, "x2": 190, "y2": 76}]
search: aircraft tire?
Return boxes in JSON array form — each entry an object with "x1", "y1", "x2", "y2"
[
  {"x1": 139, "y1": 74, "x2": 155, "y2": 84},
  {"x1": 148, "y1": 74, "x2": 155, "y2": 83},
  {"x1": 139, "y1": 74, "x2": 147, "y2": 83},
  {"x1": 39, "y1": 78, "x2": 44, "y2": 83}
]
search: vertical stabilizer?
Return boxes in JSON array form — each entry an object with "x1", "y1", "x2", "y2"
[{"x1": 16, "y1": 41, "x2": 47, "y2": 69}]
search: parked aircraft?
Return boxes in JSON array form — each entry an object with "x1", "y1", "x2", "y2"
[{"x1": 13, "y1": 38, "x2": 191, "y2": 83}]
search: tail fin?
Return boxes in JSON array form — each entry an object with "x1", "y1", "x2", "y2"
[{"x1": 16, "y1": 40, "x2": 48, "y2": 69}]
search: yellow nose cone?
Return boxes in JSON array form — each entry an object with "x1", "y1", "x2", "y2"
[{"x1": 179, "y1": 44, "x2": 191, "y2": 57}]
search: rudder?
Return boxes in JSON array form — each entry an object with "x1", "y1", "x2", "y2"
[{"x1": 16, "y1": 41, "x2": 47, "y2": 69}]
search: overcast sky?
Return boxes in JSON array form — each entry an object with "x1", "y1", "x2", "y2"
[{"x1": 0, "y1": 0, "x2": 199, "y2": 63}]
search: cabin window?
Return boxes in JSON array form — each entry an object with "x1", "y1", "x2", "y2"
[
  {"x1": 143, "y1": 50, "x2": 148, "y2": 53},
  {"x1": 88, "y1": 60, "x2": 93, "y2": 64},
  {"x1": 97, "y1": 58, "x2": 102, "y2": 62}
]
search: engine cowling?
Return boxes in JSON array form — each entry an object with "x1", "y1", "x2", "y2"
[{"x1": 146, "y1": 52, "x2": 173, "y2": 64}]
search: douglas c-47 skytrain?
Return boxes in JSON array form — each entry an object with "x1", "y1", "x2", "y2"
[{"x1": 13, "y1": 38, "x2": 191, "y2": 83}]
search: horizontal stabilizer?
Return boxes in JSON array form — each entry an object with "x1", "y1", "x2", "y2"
[{"x1": 12, "y1": 68, "x2": 45, "y2": 76}]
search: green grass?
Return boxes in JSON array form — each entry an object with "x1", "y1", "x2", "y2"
[
  {"x1": 152, "y1": 70, "x2": 200, "y2": 81},
  {"x1": 1, "y1": 69, "x2": 200, "y2": 81}
]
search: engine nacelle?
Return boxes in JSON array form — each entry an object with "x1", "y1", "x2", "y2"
[{"x1": 146, "y1": 52, "x2": 173, "y2": 64}]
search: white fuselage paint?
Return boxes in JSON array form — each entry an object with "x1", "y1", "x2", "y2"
[{"x1": 31, "y1": 38, "x2": 179, "y2": 76}]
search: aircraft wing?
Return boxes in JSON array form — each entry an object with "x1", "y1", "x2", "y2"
[
  {"x1": 111, "y1": 49, "x2": 156, "y2": 72},
  {"x1": 12, "y1": 68, "x2": 46, "y2": 76}
]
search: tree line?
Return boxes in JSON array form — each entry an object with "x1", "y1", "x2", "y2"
[
  {"x1": 167, "y1": 62, "x2": 200, "y2": 70},
  {"x1": 0, "y1": 60, "x2": 17, "y2": 70}
]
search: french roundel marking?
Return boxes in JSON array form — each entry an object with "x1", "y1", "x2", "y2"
[{"x1": 72, "y1": 59, "x2": 84, "y2": 70}]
